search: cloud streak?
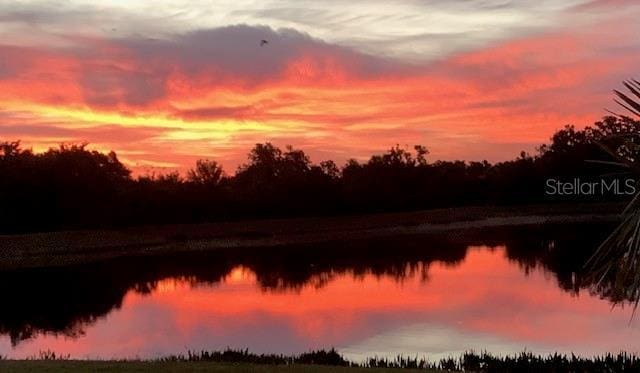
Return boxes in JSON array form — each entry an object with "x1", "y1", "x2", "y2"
[{"x1": 0, "y1": 1, "x2": 638, "y2": 172}]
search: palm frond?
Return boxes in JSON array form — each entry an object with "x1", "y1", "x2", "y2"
[
  {"x1": 584, "y1": 79, "x2": 640, "y2": 307},
  {"x1": 613, "y1": 79, "x2": 640, "y2": 117}
]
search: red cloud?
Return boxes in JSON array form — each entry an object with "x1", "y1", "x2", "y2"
[{"x1": 0, "y1": 19, "x2": 638, "y2": 172}]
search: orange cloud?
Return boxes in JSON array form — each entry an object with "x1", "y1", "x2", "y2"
[{"x1": 0, "y1": 19, "x2": 638, "y2": 173}]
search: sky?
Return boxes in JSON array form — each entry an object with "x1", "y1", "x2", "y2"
[{"x1": 0, "y1": 0, "x2": 639, "y2": 172}]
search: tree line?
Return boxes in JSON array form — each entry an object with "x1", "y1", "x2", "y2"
[{"x1": 1, "y1": 115, "x2": 639, "y2": 233}]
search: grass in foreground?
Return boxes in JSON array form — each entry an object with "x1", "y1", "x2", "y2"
[
  {"x1": 2, "y1": 349, "x2": 640, "y2": 373},
  {"x1": 0, "y1": 361, "x2": 430, "y2": 373}
]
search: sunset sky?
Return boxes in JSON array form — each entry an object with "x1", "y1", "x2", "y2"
[{"x1": 1, "y1": 0, "x2": 639, "y2": 172}]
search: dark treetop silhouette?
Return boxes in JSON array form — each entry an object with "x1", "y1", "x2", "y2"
[{"x1": 1, "y1": 115, "x2": 639, "y2": 233}]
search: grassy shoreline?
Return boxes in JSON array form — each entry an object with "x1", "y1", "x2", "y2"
[
  {"x1": 0, "y1": 361, "x2": 429, "y2": 373},
  {"x1": 2, "y1": 349, "x2": 639, "y2": 372},
  {"x1": 0, "y1": 202, "x2": 624, "y2": 270}
]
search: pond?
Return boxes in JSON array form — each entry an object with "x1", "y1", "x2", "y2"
[{"x1": 0, "y1": 223, "x2": 638, "y2": 361}]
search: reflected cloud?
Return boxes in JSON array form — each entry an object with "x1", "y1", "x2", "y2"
[{"x1": 0, "y1": 223, "x2": 638, "y2": 359}]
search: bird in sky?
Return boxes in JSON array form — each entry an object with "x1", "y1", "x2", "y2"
[{"x1": 260, "y1": 39, "x2": 269, "y2": 47}]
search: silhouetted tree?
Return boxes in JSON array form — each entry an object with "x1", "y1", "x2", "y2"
[
  {"x1": 2, "y1": 115, "x2": 640, "y2": 233},
  {"x1": 187, "y1": 159, "x2": 224, "y2": 186}
]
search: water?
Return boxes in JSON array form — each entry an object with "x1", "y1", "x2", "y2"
[{"x1": 0, "y1": 223, "x2": 638, "y2": 360}]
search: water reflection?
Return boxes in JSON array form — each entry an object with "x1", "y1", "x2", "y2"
[{"x1": 1, "y1": 222, "x2": 637, "y2": 359}]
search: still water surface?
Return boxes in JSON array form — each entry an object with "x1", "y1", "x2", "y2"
[{"x1": 0, "y1": 223, "x2": 638, "y2": 360}]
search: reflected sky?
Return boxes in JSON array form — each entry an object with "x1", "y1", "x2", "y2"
[{"x1": 1, "y1": 245, "x2": 638, "y2": 360}]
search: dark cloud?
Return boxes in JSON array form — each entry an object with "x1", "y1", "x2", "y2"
[
  {"x1": 0, "y1": 46, "x2": 35, "y2": 79},
  {"x1": 0, "y1": 23, "x2": 419, "y2": 120},
  {"x1": 172, "y1": 105, "x2": 256, "y2": 120},
  {"x1": 80, "y1": 64, "x2": 167, "y2": 107},
  {"x1": 120, "y1": 25, "x2": 405, "y2": 81},
  {"x1": 0, "y1": 24, "x2": 410, "y2": 108},
  {"x1": 0, "y1": 124, "x2": 75, "y2": 137},
  {"x1": 0, "y1": 123, "x2": 166, "y2": 143},
  {"x1": 0, "y1": 8, "x2": 80, "y2": 24},
  {"x1": 0, "y1": 118, "x2": 197, "y2": 169},
  {"x1": 0, "y1": 60, "x2": 16, "y2": 79}
]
